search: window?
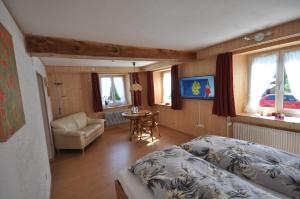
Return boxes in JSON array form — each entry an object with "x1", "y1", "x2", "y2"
[
  {"x1": 162, "y1": 71, "x2": 171, "y2": 104},
  {"x1": 246, "y1": 48, "x2": 300, "y2": 116},
  {"x1": 99, "y1": 75, "x2": 127, "y2": 108}
]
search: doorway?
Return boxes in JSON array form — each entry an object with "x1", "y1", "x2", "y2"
[{"x1": 36, "y1": 73, "x2": 55, "y2": 160}]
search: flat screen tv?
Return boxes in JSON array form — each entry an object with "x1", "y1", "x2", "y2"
[{"x1": 180, "y1": 76, "x2": 215, "y2": 100}]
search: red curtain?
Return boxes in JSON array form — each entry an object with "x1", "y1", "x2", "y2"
[
  {"x1": 91, "y1": 73, "x2": 103, "y2": 112},
  {"x1": 147, "y1": 71, "x2": 155, "y2": 106},
  {"x1": 212, "y1": 52, "x2": 236, "y2": 117},
  {"x1": 171, "y1": 65, "x2": 182, "y2": 110},
  {"x1": 131, "y1": 72, "x2": 142, "y2": 106}
]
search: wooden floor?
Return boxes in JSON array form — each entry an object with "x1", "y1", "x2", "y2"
[{"x1": 51, "y1": 125, "x2": 194, "y2": 199}]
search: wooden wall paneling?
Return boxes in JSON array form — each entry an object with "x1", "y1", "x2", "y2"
[
  {"x1": 80, "y1": 73, "x2": 94, "y2": 116},
  {"x1": 148, "y1": 58, "x2": 228, "y2": 137},
  {"x1": 153, "y1": 71, "x2": 163, "y2": 104},
  {"x1": 47, "y1": 73, "x2": 58, "y2": 117},
  {"x1": 47, "y1": 66, "x2": 135, "y2": 120},
  {"x1": 137, "y1": 72, "x2": 149, "y2": 109},
  {"x1": 233, "y1": 54, "x2": 249, "y2": 114},
  {"x1": 197, "y1": 18, "x2": 300, "y2": 59},
  {"x1": 47, "y1": 72, "x2": 86, "y2": 119},
  {"x1": 235, "y1": 35, "x2": 300, "y2": 55},
  {"x1": 155, "y1": 100, "x2": 227, "y2": 137}
]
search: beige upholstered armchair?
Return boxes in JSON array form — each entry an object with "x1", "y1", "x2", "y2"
[{"x1": 50, "y1": 112, "x2": 105, "y2": 152}]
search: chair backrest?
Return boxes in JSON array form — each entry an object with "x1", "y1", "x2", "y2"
[{"x1": 151, "y1": 111, "x2": 159, "y2": 126}]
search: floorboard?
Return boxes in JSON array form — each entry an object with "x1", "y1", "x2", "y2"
[{"x1": 51, "y1": 125, "x2": 194, "y2": 199}]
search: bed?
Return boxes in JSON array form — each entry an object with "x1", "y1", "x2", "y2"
[{"x1": 115, "y1": 136, "x2": 300, "y2": 199}]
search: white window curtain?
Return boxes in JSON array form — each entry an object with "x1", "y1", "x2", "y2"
[
  {"x1": 113, "y1": 77, "x2": 126, "y2": 104},
  {"x1": 284, "y1": 50, "x2": 300, "y2": 101},
  {"x1": 162, "y1": 71, "x2": 171, "y2": 104},
  {"x1": 245, "y1": 54, "x2": 277, "y2": 113},
  {"x1": 100, "y1": 77, "x2": 112, "y2": 105}
]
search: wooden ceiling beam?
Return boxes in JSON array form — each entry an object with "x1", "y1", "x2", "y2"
[
  {"x1": 45, "y1": 65, "x2": 140, "y2": 74},
  {"x1": 25, "y1": 35, "x2": 197, "y2": 61},
  {"x1": 140, "y1": 61, "x2": 187, "y2": 71}
]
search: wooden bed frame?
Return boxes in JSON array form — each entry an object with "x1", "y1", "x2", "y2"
[{"x1": 115, "y1": 180, "x2": 129, "y2": 199}]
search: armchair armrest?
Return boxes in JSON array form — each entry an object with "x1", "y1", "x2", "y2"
[
  {"x1": 52, "y1": 128, "x2": 85, "y2": 137},
  {"x1": 87, "y1": 117, "x2": 105, "y2": 125}
]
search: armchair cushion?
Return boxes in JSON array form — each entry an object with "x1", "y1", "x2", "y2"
[
  {"x1": 71, "y1": 112, "x2": 88, "y2": 129},
  {"x1": 51, "y1": 116, "x2": 78, "y2": 131},
  {"x1": 80, "y1": 124, "x2": 103, "y2": 137},
  {"x1": 87, "y1": 117, "x2": 105, "y2": 125}
]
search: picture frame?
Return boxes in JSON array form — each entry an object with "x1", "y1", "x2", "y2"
[
  {"x1": 180, "y1": 75, "x2": 215, "y2": 100},
  {"x1": 0, "y1": 22, "x2": 25, "y2": 142}
]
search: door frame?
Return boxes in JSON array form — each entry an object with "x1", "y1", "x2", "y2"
[{"x1": 36, "y1": 72, "x2": 55, "y2": 160}]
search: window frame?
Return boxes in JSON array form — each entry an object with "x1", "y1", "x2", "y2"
[
  {"x1": 248, "y1": 46, "x2": 300, "y2": 117},
  {"x1": 99, "y1": 74, "x2": 128, "y2": 109}
]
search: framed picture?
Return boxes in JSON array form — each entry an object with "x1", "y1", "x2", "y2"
[
  {"x1": 180, "y1": 75, "x2": 215, "y2": 100},
  {"x1": 0, "y1": 22, "x2": 25, "y2": 142}
]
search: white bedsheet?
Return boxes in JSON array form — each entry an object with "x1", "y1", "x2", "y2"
[
  {"x1": 117, "y1": 168, "x2": 154, "y2": 199},
  {"x1": 117, "y1": 168, "x2": 291, "y2": 199}
]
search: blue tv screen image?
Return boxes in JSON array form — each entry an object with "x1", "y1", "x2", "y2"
[{"x1": 180, "y1": 76, "x2": 215, "y2": 100}]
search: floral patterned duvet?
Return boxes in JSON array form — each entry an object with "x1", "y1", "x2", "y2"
[
  {"x1": 181, "y1": 135, "x2": 300, "y2": 199},
  {"x1": 130, "y1": 146, "x2": 284, "y2": 199}
]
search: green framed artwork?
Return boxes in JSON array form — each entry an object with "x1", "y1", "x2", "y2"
[{"x1": 0, "y1": 22, "x2": 25, "y2": 142}]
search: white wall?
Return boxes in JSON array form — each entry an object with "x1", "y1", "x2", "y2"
[{"x1": 0, "y1": 1, "x2": 52, "y2": 199}]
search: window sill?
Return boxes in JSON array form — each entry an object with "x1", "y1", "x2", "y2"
[
  {"x1": 233, "y1": 112, "x2": 300, "y2": 133},
  {"x1": 155, "y1": 103, "x2": 171, "y2": 107},
  {"x1": 237, "y1": 112, "x2": 300, "y2": 124},
  {"x1": 103, "y1": 104, "x2": 131, "y2": 111}
]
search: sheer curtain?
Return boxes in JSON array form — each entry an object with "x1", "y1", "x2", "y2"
[
  {"x1": 163, "y1": 71, "x2": 171, "y2": 104},
  {"x1": 100, "y1": 77, "x2": 112, "y2": 105},
  {"x1": 245, "y1": 54, "x2": 277, "y2": 113},
  {"x1": 113, "y1": 77, "x2": 126, "y2": 104},
  {"x1": 284, "y1": 49, "x2": 300, "y2": 101}
]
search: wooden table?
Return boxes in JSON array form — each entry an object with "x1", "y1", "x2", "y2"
[{"x1": 121, "y1": 110, "x2": 152, "y2": 141}]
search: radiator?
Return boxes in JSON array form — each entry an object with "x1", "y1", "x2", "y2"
[
  {"x1": 233, "y1": 122, "x2": 300, "y2": 154},
  {"x1": 105, "y1": 111, "x2": 129, "y2": 126}
]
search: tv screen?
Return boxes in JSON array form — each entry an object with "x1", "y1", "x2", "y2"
[{"x1": 180, "y1": 76, "x2": 215, "y2": 100}]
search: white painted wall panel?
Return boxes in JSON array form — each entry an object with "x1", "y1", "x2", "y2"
[{"x1": 0, "y1": 1, "x2": 52, "y2": 199}]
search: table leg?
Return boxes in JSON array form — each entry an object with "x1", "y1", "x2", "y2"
[
  {"x1": 138, "y1": 119, "x2": 142, "y2": 140},
  {"x1": 129, "y1": 119, "x2": 139, "y2": 141},
  {"x1": 129, "y1": 120, "x2": 133, "y2": 141}
]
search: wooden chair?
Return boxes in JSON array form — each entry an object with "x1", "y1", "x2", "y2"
[{"x1": 141, "y1": 111, "x2": 160, "y2": 142}]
